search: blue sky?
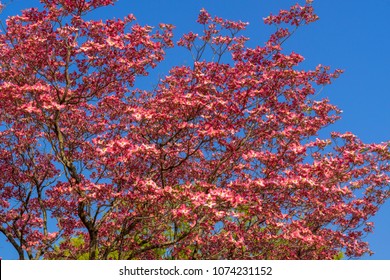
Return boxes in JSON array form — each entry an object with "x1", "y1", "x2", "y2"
[{"x1": 0, "y1": 0, "x2": 389, "y2": 259}]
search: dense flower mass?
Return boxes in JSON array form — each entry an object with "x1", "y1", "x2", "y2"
[{"x1": 0, "y1": 0, "x2": 389, "y2": 260}]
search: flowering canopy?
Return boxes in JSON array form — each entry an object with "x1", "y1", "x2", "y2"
[{"x1": 0, "y1": 0, "x2": 389, "y2": 259}]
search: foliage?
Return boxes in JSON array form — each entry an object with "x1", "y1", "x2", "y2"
[{"x1": 0, "y1": 0, "x2": 389, "y2": 260}]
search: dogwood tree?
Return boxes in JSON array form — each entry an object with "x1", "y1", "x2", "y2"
[{"x1": 0, "y1": 0, "x2": 389, "y2": 260}]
